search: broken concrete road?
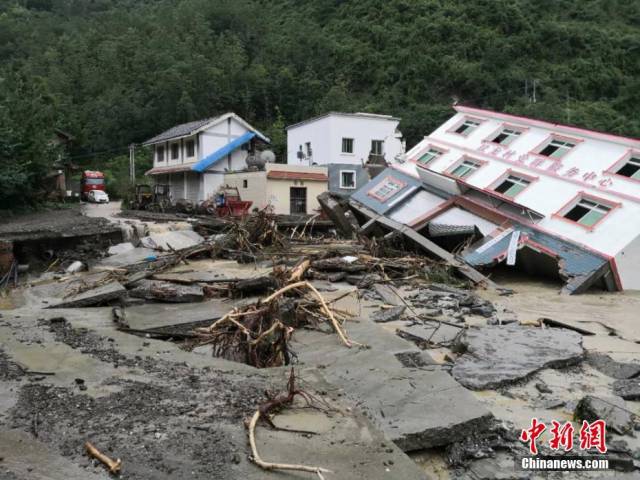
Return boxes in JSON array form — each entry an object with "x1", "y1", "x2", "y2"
[
  {"x1": 575, "y1": 395, "x2": 634, "y2": 435},
  {"x1": 452, "y1": 325, "x2": 584, "y2": 390},
  {"x1": 292, "y1": 314, "x2": 493, "y2": 452}
]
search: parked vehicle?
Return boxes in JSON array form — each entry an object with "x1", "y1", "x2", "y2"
[
  {"x1": 129, "y1": 184, "x2": 171, "y2": 212},
  {"x1": 88, "y1": 189, "x2": 109, "y2": 203},
  {"x1": 80, "y1": 170, "x2": 106, "y2": 201}
]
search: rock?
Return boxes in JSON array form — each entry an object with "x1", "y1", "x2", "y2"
[
  {"x1": 586, "y1": 352, "x2": 640, "y2": 380},
  {"x1": 612, "y1": 378, "x2": 640, "y2": 400},
  {"x1": 575, "y1": 395, "x2": 634, "y2": 435},
  {"x1": 470, "y1": 304, "x2": 494, "y2": 318},
  {"x1": 535, "y1": 382, "x2": 552, "y2": 394},
  {"x1": 371, "y1": 306, "x2": 406, "y2": 323},
  {"x1": 452, "y1": 325, "x2": 583, "y2": 390},
  {"x1": 107, "y1": 242, "x2": 135, "y2": 256},
  {"x1": 128, "y1": 280, "x2": 204, "y2": 303},
  {"x1": 65, "y1": 261, "x2": 85, "y2": 274}
]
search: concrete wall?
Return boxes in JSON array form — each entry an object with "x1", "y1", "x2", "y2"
[
  {"x1": 615, "y1": 233, "x2": 640, "y2": 290},
  {"x1": 222, "y1": 171, "x2": 269, "y2": 211},
  {"x1": 265, "y1": 179, "x2": 326, "y2": 215},
  {"x1": 328, "y1": 163, "x2": 369, "y2": 196},
  {"x1": 287, "y1": 113, "x2": 403, "y2": 166},
  {"x1": 400, "y1": 106, "x2": 640, "y2": 260}
]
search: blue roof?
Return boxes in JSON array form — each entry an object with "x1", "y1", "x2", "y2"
[{"x1": 191, "y1": 131, "x2": 256, "y2": 173}]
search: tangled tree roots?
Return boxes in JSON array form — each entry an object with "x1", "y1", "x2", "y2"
[
  {"x1": 248, "y1": 368, "x2": 332, "y2": 478},
  {"x1": 194, "y1": 278, "x2": 355, "y2": 367}
]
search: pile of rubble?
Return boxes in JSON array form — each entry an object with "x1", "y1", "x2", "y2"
[{"x1": 0, "y1": 208, "x2": 639, "y2": 479}]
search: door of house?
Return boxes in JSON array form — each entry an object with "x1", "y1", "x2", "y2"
[{"x1": 290, "y1": 187, "x2": 307, "y2": 215}]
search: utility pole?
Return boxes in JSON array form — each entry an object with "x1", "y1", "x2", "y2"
[
  {"x1": 129, "y1": 144, "x2": 136, "y2": 185},
  {"x1": 524, "y1": 79, "x2": 529, "y2": 101},
  {"x1": 532, "y1": 79, "x2": 538, "y2": 104}
]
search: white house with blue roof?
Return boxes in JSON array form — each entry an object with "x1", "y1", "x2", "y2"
[{"x1": 144, "y1": 112, "x2": 269, "y2": 203}]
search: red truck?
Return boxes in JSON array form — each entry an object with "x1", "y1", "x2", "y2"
[{"x1": 80, "y1": 170, "x2": 106, "y2": 200}]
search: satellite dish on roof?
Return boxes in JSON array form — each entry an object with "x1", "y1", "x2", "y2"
[
  {"x1": 260, "y1": 150, "x2": 276, "y2": 164},
  {"x1": 246, "y1": 149, "x2": 276, "y2": 169}
]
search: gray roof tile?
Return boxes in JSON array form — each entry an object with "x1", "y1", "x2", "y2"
[{"x1": 144, "y1": 117, "x2": 218, "y2": 145}]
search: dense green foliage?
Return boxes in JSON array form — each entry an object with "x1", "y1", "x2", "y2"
[{"x1": 1, "y1": 0, "x2": 639, "y2": 207}]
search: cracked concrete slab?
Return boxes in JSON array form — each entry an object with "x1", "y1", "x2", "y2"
[{"x1": 452, "y1": 325, "x2": 584, "y2": 390}]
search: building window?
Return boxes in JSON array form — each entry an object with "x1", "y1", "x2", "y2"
[
  {"x1": 171, "y1": 143, "x2": 180, "y2": 160},
  {"x1": 562, "y1": 197, "x2": 614, "y2": 228},
  {"x1": 616, "y1": 156, "x2": 640, "y2": 180},
  {"x1": 305, "y1": 142, "x2": 312, "y2": 157},
  {"x1": 453, "y1": 119, "x2": 481, "y2": 136},
  {"x1": 342, "y1": 138, "x2": 354, "y2": 154},
  {"x1": 449, "y1": 158, "x2": 483, "y2": 178},
  {"x1": 340, "y1": 170, "x2": 356, "y2": 189},
  {"x1": 186, "y1": 139, "x2": 195, "y2": 158},
  {"x1": 493, "y1": 174, "x2": 532, "y2": 198},
  {"x1": 157, "y1": 146, "x2": 165, "y2": 162},
  {"x1": 538, "y1": 138, "x2": 576, "y2": 159},
  {"x1": 368, "y1": 176, "x2": 406, "y2": 201},
  {"x1": 243, "y1": 179, "x2": 248, "y2": 188},
  {"x1": 371, "y1": 140, "x2": 384, "y2": 155},
  {"x1": 417, "y1": 148, "x2": 444, "y2": 166},
  {"x1": 491, "y1": 128, "x2": 522, "y2": 146}
]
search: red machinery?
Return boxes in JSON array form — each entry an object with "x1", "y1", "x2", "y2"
[
  {"x1": 214, "y1": 186, "x2": 253, "y2": 217},
  {"x1": 80, "y1": 170, "x2": 106, "y2": 200}
]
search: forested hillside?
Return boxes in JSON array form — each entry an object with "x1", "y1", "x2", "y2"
[{"x1": 2, "y1": 0, "x2": 640, "y2": 206}]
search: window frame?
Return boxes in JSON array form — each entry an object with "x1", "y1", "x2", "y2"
[
  {"x1": 185, "y1": 139, "x2": 195, "y2": 158},
  {"x1": 367, "y1": 176, "x2": 407, "y2": 202},
  {"x1": 341, "y1": 137, "x2": 354, "y2": 154},
  {"x1": 447, "y1": 116, "x2": 485, "y2": 137},
  {"x1": 530, "y1": 134, "x2": 582, "y2": 160},
  {"x1": 414, "y1": 144, "x2": 447, "y2": 167},
  {"x1": 484, "y1": 123, "x2": 527, "y2": 146},
  {"x1": 552, "y1": 192, "x2": 621, "y2": 231},
  {"x1": 339, "y1": 169, "x2": 357, "y2": 189},
  {"x1": 243, "y1": 179, "x2": 248, "y2": 188},
  {"x1": 305, "y1": 142, "x2": 312, "y2": 157},
  {"x1": 170, "y1": 142, "x2": 180, "y2": 160},
  {"x1": 604, "y1": 149, "x2": 640, "y2": 184},
  {"x1": 446, "y1": 156, "x2": 487, "y2": 179},
  {"x1": 371, "y1": 139, "x2": 384, "y2": 155},
  {"x1": 156, "y1": 145, "x2": 165, "y2": 162},
  {"x1": 488, "y1": 169, "x2": 538, "y2": 199}
]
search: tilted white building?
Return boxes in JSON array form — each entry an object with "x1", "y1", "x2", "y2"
[{"x1": 351, "y1": 105, "x2": 640, "y2": 292}]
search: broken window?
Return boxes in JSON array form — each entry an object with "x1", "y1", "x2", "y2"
[
  {"x1": 493, "y1": 174, "x2": 532, "y2": 197},
  {"x1": 417, "y1": 148, "x2": 443, "y2": 166},
  {"x1": 340, "y1": 170, "x2": 356, "y2": 189},
  {"x1": 368, "y1": 177, "x2": 405, "y2": 201},
  {"x1": 449, "y1": 159, "x2": 482, "y2": 178},
  {"x1": 616, "y1": 156, "x2": 640, "y2": 180},
  {"x1": 157, "y1": 145, "x2": 164, "y2": 162},
  {"x1": 538, "y1": 138, "x2": 575, "y2": 159},
  {"x1": 171, "y1": 143, "x2": 179, "y2": 160},
  {"x1": 454, "y1": 119, "x2": 481, "y2": 136},
  {"x1": 342, "y1": 138, "x2": 354, "y2": 154},
  {"x1": 491, "y1": 128, "x2": 522, "y2": 146},
  {"x1": 371, "y1": 140, "x2": 384, "y2": 155},
  {"x1": 186, "y1": 139, "x2": 195, "y2": 158},
  {"x1": 563, "y1": 198, "x2": 612, "y2": 227}
]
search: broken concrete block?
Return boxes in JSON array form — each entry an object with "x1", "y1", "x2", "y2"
[
  {"x1": 107, "y1": 242, "x2": 135, "y2": 256},
  {"x1": 140, "y1": 230, "x2": 203, "y2": 250},
  {"x1": 65, "y1": 261, "x2": 85, "y2": 274},
  {"x1": 575, "y1": 395, "x2": 634, "y2": 435},
  {"x1": 47, "y1": 281, "x2": 126, "y2": 308},
  {"x1": 612, "y1": 378, "x2": 640, "y2": 400},
  {"x1": 586, "y1": 352, "x2": 640, "y2": 380},
  {"x1": 371, "y1": 306, "x2": 405, "y2": 323},
  {"x1": 128, "y1": 280, "x2": 204, "y2": 303},
  {"x1": 397, "y1": 321, "x2": 463, "y2": 347},
  {"x1": 373, "y1": 283, "x2": 404, "y2": 306},
  {"x1": 452, "y1": 325, "x2": 583, "y2": 390},
  {"x1": 317, "y1": 192, "x2": 357, "y2": 237},
  {"x1": 98, "y1": 247, "x2": 158, "y2": 268}
]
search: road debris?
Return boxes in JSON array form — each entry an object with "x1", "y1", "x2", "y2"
[{"x1": 85, "y1": 441, "x2": 122, "y2": 474}]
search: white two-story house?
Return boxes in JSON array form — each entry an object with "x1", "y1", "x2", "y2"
[
  {"x1": 144, "y1": 113, "x2": 269, "y2": 203},
  {"x1": 286, "y1": 112, "x2": 404, "y2": 195},
  {"x1": 350, "y1": 105, "x2": 640, "y2": 292}
]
